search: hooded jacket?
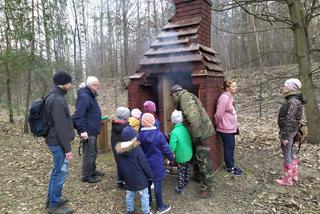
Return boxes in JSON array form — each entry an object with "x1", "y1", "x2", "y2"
[
  {"x1": 111, "y1": 119, "x2": 129, "y2": 150},
  {"x1": 45, "y1": 85, "x2": 75, "y2": 153},
  {"x1": 115, "y1": 139, "x2": 153, "y2": 191},
  {"x1": 73, "y1": 87, "x2": 102, "y2": 136},
  {"x1": 174, "y1": 89, "x2": 215, "y2": 140},
  {"x1": 128, "y1": 117, "x2": 140, "y2": 132},
  {"x1": 137, "y1": 127, "x2": 174, "y2": 181},
  {"x1": 278, "y1": 92, "x2": 305, "y2": 139},
  {"x1": 169, "y1": 123, "x2": 193, "y2": 163}
]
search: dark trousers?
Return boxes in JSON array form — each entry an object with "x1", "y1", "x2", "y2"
[
  {"x1": 177, "y1": 161, "x2": 191, "y2": 190},
  {"x1": 82, "y1": 136, "x2": 98, "y2": 179},
  {"x1": 148, "y1": 180, "x2": 165, "y2": 210},
  {"x1": 219, "y1": 132, "x2": 235, "y2": 169}
]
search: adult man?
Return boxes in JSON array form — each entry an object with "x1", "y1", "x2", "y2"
[
  {"x1": 45, "y1": 70, "x2": 75, "y2": 214},
  {"x1": 73, "y1": 76, "x2": 104, "y2": 183},
  {"x1": 170, "y1": 84, "x2": 215, "y2": 198}
]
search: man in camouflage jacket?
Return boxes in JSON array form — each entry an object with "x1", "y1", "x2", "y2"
[{"x1": 170, "y1": 84, "x2": 215, "y2": 198}]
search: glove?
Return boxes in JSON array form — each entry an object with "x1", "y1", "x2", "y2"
[{"x1": 193, "y1": 137, "x2": 202, "y2": 145}]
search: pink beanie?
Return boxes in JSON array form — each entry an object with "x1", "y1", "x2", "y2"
[
  {"x1": 284, "y1": 78, "x2": 302, "y2": 91},
  {"x1": 131, "y1": 108, "x2": 142, "y2": 119},
  {"x1": 141, "y1": 113, "x2": 155, "y2": 128},
  {"x1": 143, "y1": 101, "x2": 156, "y2": 113}
]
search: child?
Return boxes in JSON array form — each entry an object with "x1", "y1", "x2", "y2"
[
  {"x1": 143, "y1": 101, "x2": 160, "y2": 130},
  {"x1": 169, "y1": 110, "x2": 193, "y2": 194},
  {"x1": 111, "y1": 107, "x2": 130, "y2": 188},
  {"x1": 137, "y1": 113, "x2": 173, "y2": 214},
  {"x1": 129, "y1": 108, "x2": 142, "y2": 132},
  {"x1": 115, "y1": 126, "x2": 153, "y2": 214},
  {"x1": 276, "y1": 78, "x2": 305, "y2": 186}
]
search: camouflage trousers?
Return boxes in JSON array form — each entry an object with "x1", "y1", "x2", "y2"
[{"x1": 193, "y1": 139, "x2": 213, "y2": 191}]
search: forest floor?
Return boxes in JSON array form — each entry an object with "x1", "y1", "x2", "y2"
[
  {"x1": 1, "y1": 65, "x2": 320, "y2": 214},
  {"x1": 1, "y1": 112, "x2": 320, "y2": 214}
]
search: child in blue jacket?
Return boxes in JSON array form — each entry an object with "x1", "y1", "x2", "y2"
[{"x1": 137, "y1": 113, "x2": 174, "y2": 214}]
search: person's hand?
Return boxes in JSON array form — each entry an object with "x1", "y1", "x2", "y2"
[
  {"x1": 80, "y1": 132, "x2": 88, "y2": 140},
  {"x1": 282, "y1": 139, "x2": 289, "y2": 146},
  {"x1": 65, "y1": 152, "x2": 73, "y2": 161}
]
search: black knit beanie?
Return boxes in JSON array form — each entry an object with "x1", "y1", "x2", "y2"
[{"x1": 53, "y1": 70, "x2": 72, "y2": 85}]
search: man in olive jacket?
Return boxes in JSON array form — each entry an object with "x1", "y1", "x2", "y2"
[
  {"x1": 170, "y1": 84, "x2": 215, "y2": 198},
  {"x1": 45, "y1": 70, "x2": 75, "y2": 214}
]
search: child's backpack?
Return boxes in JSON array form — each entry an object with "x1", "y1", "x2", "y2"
[{"x1": 28, "y1": 93, "x2": 53, "y2": 137}]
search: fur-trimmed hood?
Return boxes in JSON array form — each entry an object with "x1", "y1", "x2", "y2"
[{"x1": 115, "y1": 138, "x2": 139, "y2": 155}]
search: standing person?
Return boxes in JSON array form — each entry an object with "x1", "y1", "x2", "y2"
[
  {"x1": 73, "y1": 76, "x2": 104, "y2": 183},
  {"x1": 129, "y1": 108, "x2": 142, "y2": 132},
  {"x1": 276, "y1": 78, "x2": 306, "y2": 186},
  {"x1": 170, "y1": 84, "x2": 214, "y2": 198},
  {"x1": 169, "y1": 110, "x2": 193, "y2": 194},
  {"x1": 214, "y1": 80, "x2": 243, "y2": 176},
  {"x1": 45, "y1": 70, "x2": 75, "y2": 214},
  {"x1": 111, "y1": 106, "x2": 130, "y2": 188},
  {"x1": 138, "y1": 113, "x2": 174, "y2": 214},
  {"x1": 115, "y1": 126, "x2": 153, "y2": 214},
  {"x1": 143, "y1": 101, "x2": 160, "y2": 129}
]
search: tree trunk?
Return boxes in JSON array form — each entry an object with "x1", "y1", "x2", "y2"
[
  {"x1": 24, "y1": 0, "x2": 36, "y2": 133},
  {"x1": 122, "y1": 0, "x2": 129, "y2": 76},
  {"x1": 288, "y1": 0, "x2": 320, "y2": 144},
  {"x1": 4, "y1": 0, "x2": 14, "y2": 123}
]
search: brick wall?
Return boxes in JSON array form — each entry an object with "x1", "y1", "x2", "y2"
[{"x1": 171, "y1": 0, "x2": 212, "y2": 47}]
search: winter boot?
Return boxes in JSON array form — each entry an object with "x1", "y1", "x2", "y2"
[
  {"x1": 276, "y1": 163, "x2": 293, "y2": 186},
  {"x1": 292, "y1": 159, "x2": 300, "y2": 182}
]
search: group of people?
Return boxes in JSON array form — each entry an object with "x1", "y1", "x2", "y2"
[{"x1": 43, "y1": 69, "x2": 306, "y2": 214}]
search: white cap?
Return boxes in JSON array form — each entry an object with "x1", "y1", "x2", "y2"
[{"x1": 171, "y1": 109, "x2": 183, "y2": 124}]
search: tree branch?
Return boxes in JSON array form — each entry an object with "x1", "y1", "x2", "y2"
[
  {"x1": 233, "y1": 0, "x2": 295, "y2": 26},
  {"x1": 211, "y1": 22, "x2": 290, "y2": 35}
]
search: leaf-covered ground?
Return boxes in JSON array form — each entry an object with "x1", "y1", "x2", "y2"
[{"x1": 1, "y1": 113, "x2": 320, "y2": 214}]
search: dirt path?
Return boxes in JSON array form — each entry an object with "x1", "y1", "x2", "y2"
[{"x1": 1, "y1": 116, "x2": 320, "y2": 214}]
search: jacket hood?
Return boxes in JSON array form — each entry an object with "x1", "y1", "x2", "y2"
[
  {"x1": 128, "y1": 117, "x2": 140, "y2": 127},
  {"x1": 115, "y1": 139, "x2": 139, "y2": 155},
  {"x1": 112, "y1": 120, "x2": 128, "y2": 133},
  {"x1": 78, "y1": 86, "x2": 96, "y2": 98},
  {"x1": 285, "y1": 92, "x2": 307, "y2": 105}
]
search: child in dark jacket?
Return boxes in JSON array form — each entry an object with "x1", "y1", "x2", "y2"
[
  {"x1": 111, "y1": 107, "x2": 130, "y2": 188},
  {"x1": 115, "y1": 126, "x2": 153, "y2": 214},
  {"x1": 137, "y1": 113, "x2": 174, "y2": 214}
]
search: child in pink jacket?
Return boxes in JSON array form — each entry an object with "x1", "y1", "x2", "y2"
[{"x1": 214, "y1": 80, "x2": 243, "y2": 176}]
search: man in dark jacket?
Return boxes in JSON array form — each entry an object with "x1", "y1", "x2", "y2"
[
  {"x1": 45, "y1": 70, "x2": 75, "y2": 214},
  {"x1": 170, "y1": 84, "x2": 215, "y2": 199},
  {"x1": 73, "y1": 76, "x2": 103, "y2": 183},
  {"x1": 115, "y1": 126, "x2": 153, "y2": 214}
]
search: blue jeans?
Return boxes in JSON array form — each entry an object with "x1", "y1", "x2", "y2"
[
  {"x1": 47, "y1": 145, "x2": 68, "y2": 208},
  {"x1": 148, "y1": 180, "x2": 165, "y2": 210},
  {"x1": 126, "y1": 187, "x2": 149, "y2": 214},
  {"x1": 219, "y1": 132, "x2": 235, "y2": 169}
]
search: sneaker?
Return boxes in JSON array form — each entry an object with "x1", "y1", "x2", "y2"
[
  {"x1": 46, "y1": 198, "x2": 70, "y2": 208},
  {"x1": 48, "y1": 206, "x2": 73, "y2": 214},
  {"x1": 157, "y1": 204, "x2": 171, "y2": 214},
  {"x1": 174, "y1": 186, "x2": 182, "y2": 194},
  {"x1": 82, "y1": 176, "x2": 100, "y2": 183},
  {"x1": 227, "y1": 167, "x2": 243, "y2": 176},
  {"x1": 94, "y1": 170, "x2": 105, "y2": 177}
]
